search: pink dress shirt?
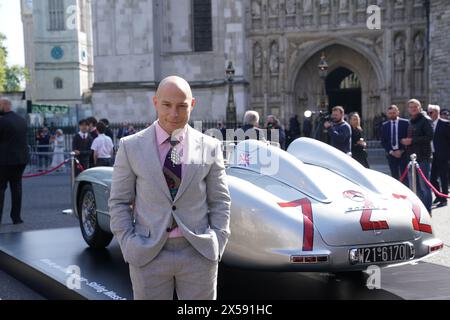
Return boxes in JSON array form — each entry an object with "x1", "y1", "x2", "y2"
[{"x1": 155, "y1": 121, "x2": 187, "y2": 238}]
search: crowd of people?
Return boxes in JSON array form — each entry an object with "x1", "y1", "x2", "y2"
[
  {"x1": 236, "y1": 100, "x2": 449, "y2": 214},
  {"x1": 30, "y1": 101, "x2": 450, "y2": 214}
]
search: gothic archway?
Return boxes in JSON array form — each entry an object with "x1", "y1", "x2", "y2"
[{"x1": 291, "y1": 43, "x2": 381, "y2": 139}]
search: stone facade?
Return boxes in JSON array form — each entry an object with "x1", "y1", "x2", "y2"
[
  {"x1": 429, "y1": 0, "x2": 450, "y2": 108},
  {"x1": 247, "y1": 0, "x2": 430, "y2": 137},
  {"x1": 23, "y1": 0, "x2": 450, "y2": 136},
  {"x1": 21, "y1": 0, "x2": 94, "y2": 109},
  {"x1": 90, "y1": 0, "x2": 248, "y2": 123}
]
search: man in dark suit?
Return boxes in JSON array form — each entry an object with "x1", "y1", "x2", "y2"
[
  {"x1": 381, "y1": 105, "x2": 410, "y2": 185},
  {"x1": 72, "y1": 119, "x2": 93, "y2": 176},
  {"x1": 428, "y1": 105, "x2": 450, "y2": 208},
  {"x1": 0, "y1": 98, "x2": 30, "y2": 225}
]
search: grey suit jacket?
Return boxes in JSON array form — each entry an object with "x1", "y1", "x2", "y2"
[{"x1": 108, "y1": 123, "x2": 231, "y2": 268}]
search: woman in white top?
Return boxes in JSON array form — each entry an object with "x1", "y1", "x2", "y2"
[{"x1": 50, "y1": 129, "x2": 66, "y2": 171}]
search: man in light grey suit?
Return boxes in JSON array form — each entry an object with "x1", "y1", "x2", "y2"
[{"x1": 109, "y1": 76, "x2": 231, "y2": 300}]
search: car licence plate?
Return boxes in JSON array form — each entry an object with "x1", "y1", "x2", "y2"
[{"x1": 353, "y1": 244, "x2": 414, "y2": 265}]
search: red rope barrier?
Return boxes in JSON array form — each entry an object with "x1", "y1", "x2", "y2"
[
  {"x1": 23, "y1": 159, "x2": 70, "y2": 179},
  {"x1": 399, "y1": 163, "x2": 410, "y2": 183},
  {"x1": 74, "y1": 159, "x2": 85, "y2": 172},
  {"x1": 416, "y1": 166, "x2": 450, "y2": 199}
]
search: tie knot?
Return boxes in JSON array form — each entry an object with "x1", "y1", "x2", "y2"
[{"x1": 166, "y1": 137, "x2": 180, "y2": 148}]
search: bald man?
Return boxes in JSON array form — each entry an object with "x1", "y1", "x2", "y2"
[
  {"x1": 109, "y1": 76, "x2": 231, "y2": 300},
  {"x1": 0, "y1": 98, "x2": 30, "y2": 225}
]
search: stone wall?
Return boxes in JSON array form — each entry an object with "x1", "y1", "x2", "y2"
[{"x1": 429, "y1": 0, "x2": 450, "y2": 108}]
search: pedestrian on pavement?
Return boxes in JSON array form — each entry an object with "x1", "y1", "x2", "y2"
[
  {"x1": 50, "y1": 129, "x2": 66, "y2": 172},
  {"x1": 401, "y1": 99, "x2": 434, "y2": 213},
  {"x1": 91, "y1": 122, "x2": 114, "y2": 167},
  {"x1": 127, "y1": 125, "x2": 137, "y2": 136},
  {"x1": 99, "y1": 118, "x2": 115, "y2": 142},
  {"x1": 240, "y1": 110, "x2": 266, "y2": 142},
  {"x1": 0, "y1": 98, "x2": 30, "y2": 225},
  {"x1": 302, "y1": 116, "x2": 312, "y2": 138},
  {"x1": 380, "y1": 105, "x2": 410, "y2": 185},
  {"x1": 36, "y1": 126, "x2": 51, "y2": 170},
  {"x1": 349, "y1": 112, "x2": 370, "y2": 168},
  {"x1": 87, "y1": 117, "x2": 99, "y2": 140},
  {"x1": 265, "y1": 115, "x2": 286, "y2": 150},
  {"x1": 117, "y1": 122, "x2": 129, "y2": 140},
  {"x1": 324, "y1": 106, "x2": 352, "y2": 155},
  {"x1": 428, "y1": 105, "x2": 450, "y2": 208},
  {"x1": 72, "y1": 119, "x2": 93, "y2": 176}
]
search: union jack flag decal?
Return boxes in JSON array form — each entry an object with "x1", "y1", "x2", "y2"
[{"x1": 239, "y1": 152, "x2": 251, "y2": 167}]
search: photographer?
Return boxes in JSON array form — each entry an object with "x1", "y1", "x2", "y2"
[{"x1": 324, "y1": 106, "x2": 352, "y2": 155}]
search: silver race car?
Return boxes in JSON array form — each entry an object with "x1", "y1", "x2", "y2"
[{"x1": 72, "y1": 137, "x2": 443, "y2": 272}]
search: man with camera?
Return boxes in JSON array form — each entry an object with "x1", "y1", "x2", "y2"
[{"x1": 324, "y1": 106, "x2": 352, "y2": 155}]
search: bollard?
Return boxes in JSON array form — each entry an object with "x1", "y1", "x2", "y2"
[
  {"x1": 410, "y1": 154, "x2": 418, "y2": 195},
  {"x1": 70, "y1": 151, "x2": 76, "y2": 190}
]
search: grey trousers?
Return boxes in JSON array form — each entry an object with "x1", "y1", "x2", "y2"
[{"x1": 129, "y1": 237, "x2": 218, "y2": 300}]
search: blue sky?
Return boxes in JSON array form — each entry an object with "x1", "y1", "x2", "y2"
[{"x1": 0, "y1": 0, "x2": 25, "y2": 67}]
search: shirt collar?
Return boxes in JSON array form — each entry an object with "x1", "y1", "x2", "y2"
[{"x1": 155, "y1": 121, "x2": 188, "y2": 146}]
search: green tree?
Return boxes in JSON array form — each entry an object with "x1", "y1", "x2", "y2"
[
  {"x1": 0, "y1": 32, "x2": 7, "y2": 92},
  {"x1": 4, "y1": 65, "x2": 29, "y2": 92}
]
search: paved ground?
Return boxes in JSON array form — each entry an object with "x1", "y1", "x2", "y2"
[
  {"x1": 0, "y1": 153, "x2": 448, "y2": 300},
  {"x1": 0, "y1": 173, "x2": 76, "y2": 300}
]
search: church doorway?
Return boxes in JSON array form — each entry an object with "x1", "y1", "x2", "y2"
[{"x1": 326, "y1": 67, "x2": 362, "y2": 117}]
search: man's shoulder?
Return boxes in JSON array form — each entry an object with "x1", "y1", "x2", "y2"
[{"x1": 121, "y1": 126, "x2": 151, "y2": 145}]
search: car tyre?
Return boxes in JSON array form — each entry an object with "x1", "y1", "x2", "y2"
[{"x1": 78, "y1": 184, "x2": 113, "y2": 249}]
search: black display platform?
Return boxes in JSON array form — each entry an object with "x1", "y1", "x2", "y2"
[{"x1": 1, "y1": 228, "x2": 450, "y2": 300}]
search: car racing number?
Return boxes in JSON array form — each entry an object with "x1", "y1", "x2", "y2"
[
  {"x1": 392, "y1": 194, "x2": 432, "y2": 234},
  {"x1": 278, "y1": 193, "x2": 432, "y2": 251},
  {"x1": 278, "y1": 198, "x2": 314, "y2": 251}
]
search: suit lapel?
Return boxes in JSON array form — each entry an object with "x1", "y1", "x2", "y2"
[
  {"x1": 173, "y1": 126, "x2": 202, "y2": 203},
  {"x1": 138, "y1": 124, "x2": 172, "y2": 202}
]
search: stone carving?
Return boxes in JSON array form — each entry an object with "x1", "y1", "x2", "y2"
[
  {"x1": 320, "y1": 0, "x2": 330, "y2": 13},
  {"x1": 269, "y1": 0, "x2": 279, "y2": 16},
  {"x1": 251, "y1": 0, "x2": 261, "y2": 18},
  {"x1": 414, "y1": 32, "x2": 424, "y2": 67},
  {"x1": 357, "y1": 0, "x2": 367, "y2": 10},
  {"x1": 253, "y1": 42, "x2": 263, "y2": 76},
  {"x1": 269, "y1": 41, "x2": 280, "y2": 75},
  {"x1": 303, "y1": 0, "x2": 313, "y2": 14},
  {"x1": 394, "y1": 34, "x2": 406, "y2": 68},
  {"x1": 339, "y1": 0, "x2": 349, "y2": 11},
  {"x1": 286, "y1": 0, "x2": 296, "y2": 15},
  {"x1": 394, "y1": 33, "x2": 406, "y2": 96}
]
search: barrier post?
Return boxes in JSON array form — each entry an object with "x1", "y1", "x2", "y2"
[
  {"x1": 410, "y1": 154, "x2": 418, "y2": 195},
  {"x1": 70, "y1": 152, "x2": 76, "y2": 190}
]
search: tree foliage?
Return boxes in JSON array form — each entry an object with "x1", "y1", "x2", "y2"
[{"x1": 0, "y1": 33, "x2": 7, "y2": 92}]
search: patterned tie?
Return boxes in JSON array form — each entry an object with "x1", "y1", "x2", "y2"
[{"x1": 163, "y1": 138, "x2": 182, "y2": 231}]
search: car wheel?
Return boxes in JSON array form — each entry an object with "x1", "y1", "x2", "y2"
[{"x1": 78, "y1": 184, "x2": 113, "y2": 249}]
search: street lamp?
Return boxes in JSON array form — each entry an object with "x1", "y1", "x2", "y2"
[
  {"x1": 318, "y1": 52, "x2": 329, "y2": 111},
  {"x1": 225, "y1": 61, "x2": 237, "y2": 124}
]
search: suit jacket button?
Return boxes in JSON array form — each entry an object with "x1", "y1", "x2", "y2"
[
  {"x1": 172, "y1": 206, "x2": 177, "y2": 211},
  {"x1": 166, "y1": 227, "x2": 171, "y2": 233}
]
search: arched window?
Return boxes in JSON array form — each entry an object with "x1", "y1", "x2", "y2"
[
  {"x1": 48, "y1": 0, "x2": 65, "y2": 31},
  {"x1": 193, "y1": 0, "x2": 212, "y2": 52},
  {"x1": 54, "y1": 77, "x2": 63, "y2": 89}
]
